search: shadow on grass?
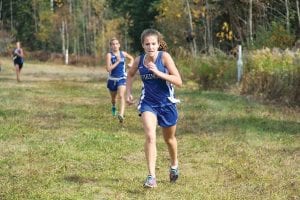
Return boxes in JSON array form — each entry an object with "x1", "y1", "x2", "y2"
[
  {"x1": 0, "y1": 77, "x2": 15, "y2": 82},
  {"x1": 64, "y1": 175, "x2": 99, "y2": 184},
  {"x1": 178, "y1": 90, "x2": 299, "y2": 136},
  {"x1": 179, "y1": 113, "x2": 300, "y2": 135},
  {"x1": 219, "y1": 116, "x2": 300, "y2": 135},
  {"x1": 0, "y1": 109, "x2": 28, "y2": 118}
]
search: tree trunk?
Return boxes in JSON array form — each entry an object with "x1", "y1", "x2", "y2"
[
  {"x1": 10, "y1": 0, "x2": 13, "y2": 31},
  {"x1": 66, "y1": 20, "x2": 69, "y2": 65},
  {"x1": 50, "y1": 0, "x2": 53, "y2": 11},
  {"x1": 185, "y1": 0, "x2": 197, "y2": 57},
  {"x1": 249, "y1": 0, "x2": 253, "y2": 45},
  {"x1": 285, "y1": 0, "x2": 290, "y2": 33},
  {"x1": 296, "y1": 0, "x2": 300, "y2": 26},
  {"x1": 33, "y1": 0, "x2": 38, "y2": 32},
  {"x1": 69, "y1": 0, "x2": 72, "y2": 13},
  {"x1": 101, "y1": 16, "x2": 105, "y2": 58},
  {"x1": 93, "y1": 20, "x2": 97, "y2": 56},
  {"x1": 0, "y1": 0, "x2": 2, "y2": 24},
  {"x1": 82, "y1": 17, "x2": 87, "y2": 55},
  {"x1": 61, "y1": 20, "x2": 65, "y2": 55},
  {"x1": 205, "y1": 0, "x2": 213, "y2": 55}
]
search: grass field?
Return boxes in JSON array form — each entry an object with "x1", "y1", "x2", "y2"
[{"x1": 0, "y1": 58, "x2": 299, "y2": 200}]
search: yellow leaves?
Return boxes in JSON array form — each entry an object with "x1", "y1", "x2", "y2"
[
  {"x1": 222, "y1": 22, "x2": 229, "y2": 32},
  {"x1": 54, "y1": 0, "x2": 64, "y2": 8},
  {"x1": 191, "y1": 7, "x2": 206, "y2": 19},
  {"x1": 176, "y1": 13, "x2": 181, "y2": 18},
  {"x1": 227, "y1": 31, "x2": 233, "y2": 41},
  {"x1": 192, "y1": 8, "x2": 201, "y2": 19},
  {"x1": 201, "y1": 6, "x2": 206, "y2": 17},
  {"x1": 217, "y1": 22, "x2": 234, "y2": 42}
]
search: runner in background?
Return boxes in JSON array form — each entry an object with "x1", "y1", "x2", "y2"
[{"x1": 106, "y1": 37, "x2": 134, "y2": 123}]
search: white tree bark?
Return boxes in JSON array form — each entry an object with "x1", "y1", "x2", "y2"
[
  {"x1": 61, "y1": 20, "x2": 65, "y2": 55},
  {"x1": 33, "y1": 0, "x2": 38, "y2": 32},
  {"x1": 50, "y1": 0, "x2": 53, "y2": 11},
  {"x1": 185, "y1": 0, "x2": 197, "y2": 57},
  {"x1": 205, "y1": 0, "x2": 214, "y2": 55},
  {"x1": 249, "y1": 0, "x2": 253, "y2": 45},
  {"x1": 66, "y1": 20, "x2": 69, "y2": 65},
  {"x1": 0, "y1": 0, "x2": 2, "y2": 22},
  {"x1": 285, "y1": 0, "x2": 290, "y2": 33},
  {"x1": 10, "y1": 0, "x2": 13, "y2": 31},
  {"x1": 296, "y1": 0, "x2": 300, "y2": 26},
  {"x1": 82, "y1": 17, "x2": 87, "y2": 55}
]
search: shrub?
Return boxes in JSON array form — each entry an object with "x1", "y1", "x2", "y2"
[
  {"x1": 254, "y1": 22, "x2": 295, "y2": 49},
  {"x1": 242, "y1": 48, "x2": 300, "y2": 105},
  {"x1": 177, "y1": 51, "x2": 236, "y2": 90}
]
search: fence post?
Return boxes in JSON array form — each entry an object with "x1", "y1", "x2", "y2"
[
  {"x1": 237, "y1": 45, "x2": 243, "y2": 83},
  {"x1": 65, "y1": 49, "x2": 69, "y2": 65}
]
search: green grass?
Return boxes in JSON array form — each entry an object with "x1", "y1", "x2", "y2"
[{"x1": 0, "y1": 58, "x2": 299, "y2": 199}]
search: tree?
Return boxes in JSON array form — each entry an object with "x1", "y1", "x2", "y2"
[
  {"x1": 185, "y1": 0, "x2": 197, "y2": 56},
  {"x1": 107, "y1": 0, "x2": 159, "y2": 52}
]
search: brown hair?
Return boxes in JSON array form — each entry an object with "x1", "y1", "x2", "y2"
[
  {"x1": 109, "y1": 37, "x2": 119, "y2": 45},
  {"x1": 140, "y1": 29, "x2": 168, "y2": 51}
]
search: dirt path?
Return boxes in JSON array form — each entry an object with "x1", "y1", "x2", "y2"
[{"x1": 0, "y1": 57, "x2": 108, "y2": 82}]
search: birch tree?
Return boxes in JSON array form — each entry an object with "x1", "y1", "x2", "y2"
[
  {"x1": 296, "y1": 0, "x2": 300, "y2": 26},
  {"x1": 285, "y1": 0, "x2": 290, "y2": 33},
  {"x1": 185, "y1": 0, "x2": 197, "y2": 56},
  {"x1": 10, "y1": 0, "x2": 13, "y2": 31},
  {"x1": 249, "y1": 0, "x2": 253, "y2": 45}
]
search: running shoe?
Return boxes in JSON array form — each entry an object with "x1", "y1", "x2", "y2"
[
  {"x1": 118, "y1": 115, "x2": 124, "y2": 123},
  {"x1": 143, "y1": 175, "x2": 157, "y2": 188},
  {"x1": 169, "y1": 167, "x2": 179, "y2": 183},
  {"x1": 112, "y1": 106, "x2": 117, "y2": 116}
]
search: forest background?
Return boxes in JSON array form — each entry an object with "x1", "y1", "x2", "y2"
[{"x1": 0, "y1": 0, "x2": 299, "y2": 104}]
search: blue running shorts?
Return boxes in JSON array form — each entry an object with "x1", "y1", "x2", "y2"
[
  {"x1": 139, "y1": 103, "x2": 178, "y2": 127},
  {"x1": 107, "y1": 78, "x2": 126, "y2": 92}
]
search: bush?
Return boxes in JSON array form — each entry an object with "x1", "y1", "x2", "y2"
[
  {"x1": 254, "y1": 22, "x2": 295, "y2": 49},
  {"x1": 177, "y1": 51, "x2": 236, "y2": 90},
  {"x1": 0, "y1": 31, "x2": 13, "y2": 55},
  {"x1": 242, "y1": 48, "x2": 300, "y2": 105}
]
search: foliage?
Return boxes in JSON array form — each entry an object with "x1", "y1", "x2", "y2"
[
  {"x1": 254, "y1": 22, "x2": 296, "y2": 49},
  {"x1": 107, "y1": 0, "x2": 159, "y2": 52},
  {"x1": 154, "y1": 0, "x2": 188, "y2": 50},
  {"x1": 177, "y1": 51, "x2": 236, "y2": 90},
  {"x1": 0, "y1": 0, "x2": 299, "y2": 56},
  {"x1": 242, "y1": 48, "x2": 300, "y2": 105},
  {"x1": 0, "y1": 30, "x2": 13, "y2": 54}
]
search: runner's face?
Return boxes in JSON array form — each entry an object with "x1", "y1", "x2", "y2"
[
  {"x1": 110, "y1": 40, "x2": 120, "y2": 52},
  {"x1": 142, "y1": 35, "x2": 159, "y2": 57}
]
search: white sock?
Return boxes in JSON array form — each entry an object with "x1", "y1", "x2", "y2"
[{"x1": 171, "y1": 165, "x2": 178, "y2": 170}]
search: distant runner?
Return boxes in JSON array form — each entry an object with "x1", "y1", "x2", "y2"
[{"x1": 12, "y1": 41, "x2": 24, "y2": 82}]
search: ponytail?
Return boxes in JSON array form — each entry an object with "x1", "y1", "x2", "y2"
[{"x1": 159, "y1": 40, "x2": 168, "y2": 51}]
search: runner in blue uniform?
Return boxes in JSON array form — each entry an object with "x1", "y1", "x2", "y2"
[
  {"x1": 126, "y1": 29, "x2": 182, "y2": 188},
  {"x1": 12, "y1": 42, "x2": 24, "y2": 82},
  {"x1": 106, "y1": 37, "x2": 134, "y2": 123}
]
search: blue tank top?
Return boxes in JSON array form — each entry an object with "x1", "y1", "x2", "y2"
[
  {"x1": 110, "y1": 51, "x2": 126, "y2": 78},
  {"x1": 138, "y1": 51, "x2": 177, "y2": 107}
]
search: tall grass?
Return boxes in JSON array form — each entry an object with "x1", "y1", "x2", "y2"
[
  {"x1": 0, "y1": 58, "x2": 299, "y2": 199},
  {"x1": 177, "y1": 48, "x2": 300, "y2": 106},
  {"x1": 176, "y1": 50, "x2": 236, "y2": 90},
  {"x1": 242, "y1": 48, "x2": 300, "y2": 105}
]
